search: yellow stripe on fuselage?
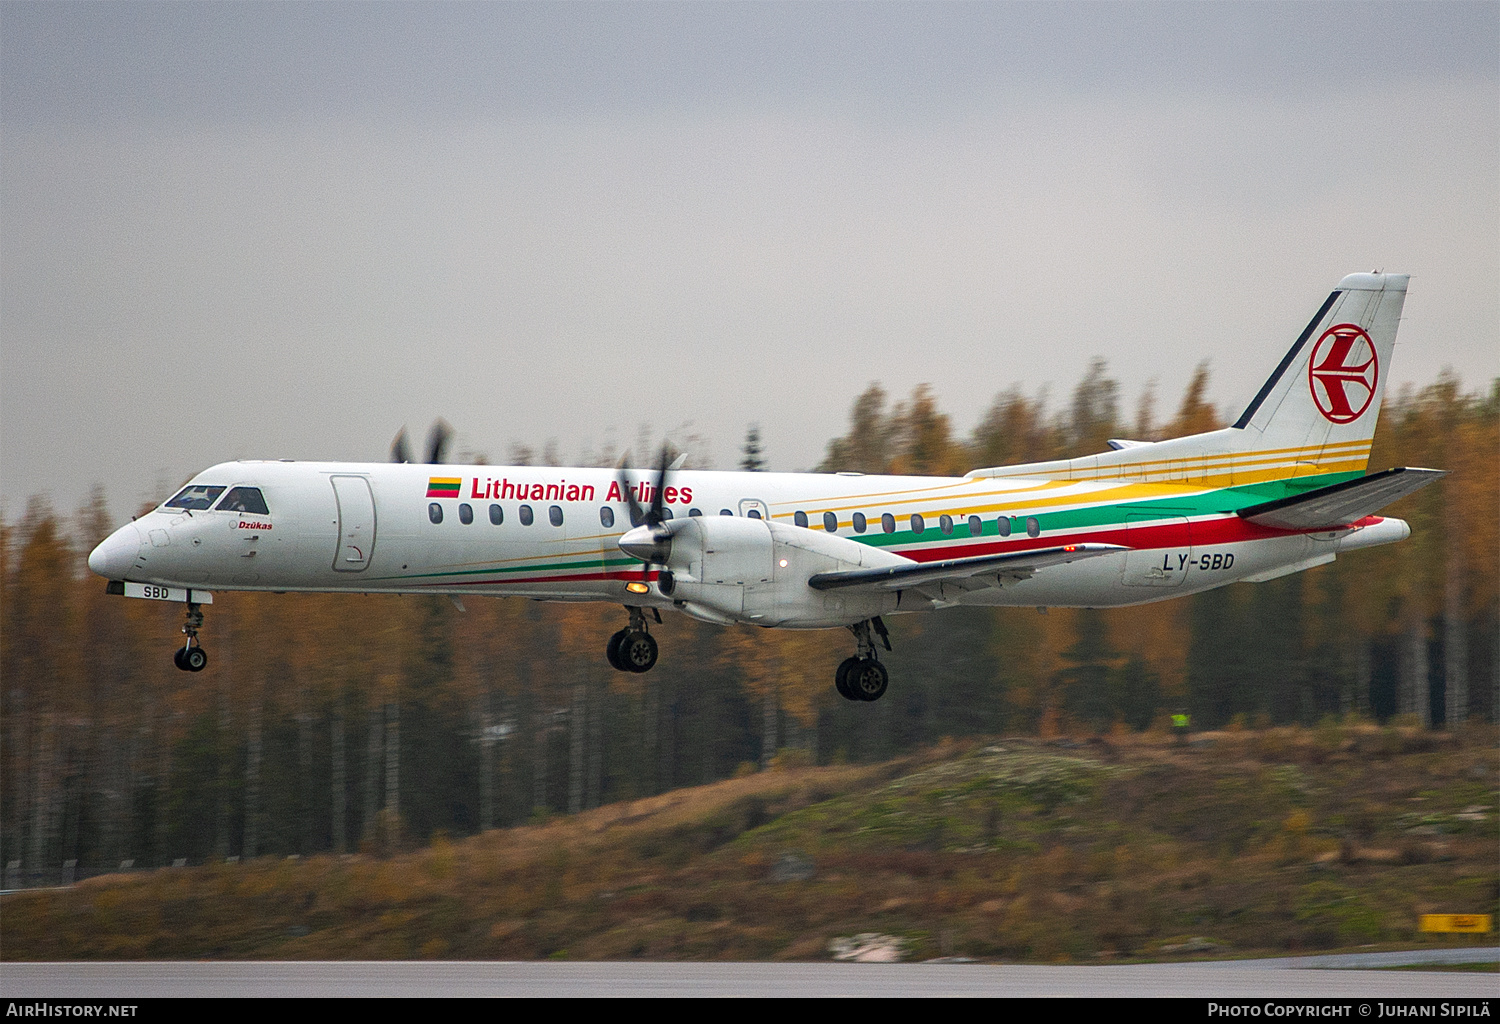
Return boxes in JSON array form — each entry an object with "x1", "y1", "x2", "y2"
[
  {"x1": 980, "y1": 439, "x2": 1370, "y2": 484},
  {"x1": 965, "y1": 440, "x2": 1371, "y2": 494},
  {"x1": 769, "y1": 439, "x2": 1373, "y2": 525},
  {"x1": 771, "y1": 440, "x2": 1370, "y2": 520}
]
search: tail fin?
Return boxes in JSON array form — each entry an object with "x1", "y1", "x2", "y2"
[
  {"x1": 1230, "y1": 272, "x2": 1407, "y2": 462},
  {"x1": 970, "y1": 273, "x2": 1408, "y2": 489}
]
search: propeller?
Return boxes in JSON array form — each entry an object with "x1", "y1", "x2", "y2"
[
  {"x1": 424, "y1": 419, "x2": 453, "y2": 465},
  {"x1": 617, "y1": 445, "x2": 678, "y2": 589},
  {"x1": 390, "y1": 419, "x2": 454, "y2": 464},
  {"x1": 390, "y1": 428, "x2": 413, "y2": 464}
]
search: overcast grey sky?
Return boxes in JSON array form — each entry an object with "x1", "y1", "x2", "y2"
[{"x1": 3, "y1": 1, "x2": 1496, "y2": 522}]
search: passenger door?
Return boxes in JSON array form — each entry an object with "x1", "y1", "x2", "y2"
[{"x1": 331, "y1": 476, "x2": 377, "y2": 572}]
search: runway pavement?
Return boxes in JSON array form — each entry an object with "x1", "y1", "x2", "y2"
[{"x1": 3, "y1": 952, "x2": 1497, "y2": 998}]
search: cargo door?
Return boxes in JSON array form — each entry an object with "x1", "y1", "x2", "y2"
[{"x1": 1121, "y1": 513, "x2": 1193, "y2": 588}]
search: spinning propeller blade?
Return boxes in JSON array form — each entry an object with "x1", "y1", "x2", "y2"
[
  {"x1": 391, "y1": 420, "x2": 453, "y2": 464},
  {"x1": 390, "y1": 427, "x2": 413, "y2": 464},
  {"x1": 425, "y1": 419, "x2": 453, "y2": 465},
  {"x1": 617, "y1": 445, "x2": 678, "y2": 582}
]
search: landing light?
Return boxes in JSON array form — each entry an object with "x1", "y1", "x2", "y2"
[
  {"x1": 625, "y1": 581, "x2": 650, "y2": 594},
  {"x1": 779, "y1": 558, "x2": 788, "y2": 567}
]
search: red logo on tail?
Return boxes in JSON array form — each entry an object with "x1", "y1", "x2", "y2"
[{"x1": 1308, "y1": 323, "x2": 1378, "y2": 424}]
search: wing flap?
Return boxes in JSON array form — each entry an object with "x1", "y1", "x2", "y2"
[
  {"x1": 807, "y1": 543, "x2": 1127, "y2": 593},
  {"x1": 1238, "y1": 467, "x2": 1444, "y2": 530}
]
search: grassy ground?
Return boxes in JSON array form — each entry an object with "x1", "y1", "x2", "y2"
[{"x1": 3, "y1": 723, "x2": 1496, "y2": 962}]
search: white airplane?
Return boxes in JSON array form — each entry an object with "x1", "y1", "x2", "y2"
[{"x1": 89, "y1": 273, "x2": 1441, "y2": 702}]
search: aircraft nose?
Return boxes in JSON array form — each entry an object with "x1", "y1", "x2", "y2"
[{"x1": 88, "y1": 524, "x2": 142, "y2": 579}]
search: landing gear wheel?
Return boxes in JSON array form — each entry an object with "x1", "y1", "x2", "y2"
[
  {"x1": 176, "y1": 601, "x2": 207, "y2": 672},
  {"x1": 175, "y1": 645, "x2": 207, "y2": 672},
  {"x1": 835, "y1": 656, "x2": 861, "y2": 701},
  {"x1": 620, "y1": 630, "x2": 658, "y2": 673},
  {"x1": 849, "y1": 658, "x2": 888, "y2": 702},
  {"x1": 606, "y1": 629, "x2": 630, "y2": 671}
]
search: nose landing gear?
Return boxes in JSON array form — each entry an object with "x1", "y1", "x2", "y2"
[
  {"x1": 606, "y1": 605, "x2": 660, "y2": 674},
  {"x1": 835, "y1": 617, "x2": 890, "y2": 702},
  {"x1": 173, "y1": 602, "x2": 208, "y2": 672}
]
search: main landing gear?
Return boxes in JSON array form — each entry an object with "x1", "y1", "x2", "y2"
[
  {"x1": 173, "y1": 602, "x2": 208, "y2": 673},
  {"x1": 835, "y1": 616, "x2": 891, "y2": 702},
  {"x1": 606, "y1": 605, "x2": 660, "y2": 674}
]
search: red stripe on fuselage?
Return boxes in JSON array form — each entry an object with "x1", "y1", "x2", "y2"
[
  {"x1": 414, "y1": 568, "x2": 654, "y2": 589},
  {"x1": 407, "y1": 514, "x2": 1365, "y2": 588},
  {"x1": 881, "y1": 513, "x2": 1361, "y2": 565}
]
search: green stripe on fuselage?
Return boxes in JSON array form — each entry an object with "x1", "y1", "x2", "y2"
[
  {"x1": 369, "y1": 555, "x2": 639, "y2": 584},
  {"x1": 845, "y1": 470, "x2": 1362, "y2": 548},
  {"x1": 380, "y1": 471, "x2": 1364, "y2": 581}
]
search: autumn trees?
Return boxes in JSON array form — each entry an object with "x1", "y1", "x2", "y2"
[
  {"x1": 2, "y1": 367, "x2": 1493, "y2": 883},
  {"x1": 816, "y1": 367, "x2": 1496, "y2": 736}
]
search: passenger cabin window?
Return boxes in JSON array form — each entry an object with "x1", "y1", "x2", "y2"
[
  {"x1": 852, "y1": 512, "x2": 866, "y2": 533},
  {"x1": 459, "y1": 503, "x2": 474, "y2": 525},
  {"x1": 720, "y1": 509, "x2": 733, "y2": 516},
  {"x1": 910, "y1": 513, "x2": 925, "y2": 534},
  {"x1": 747, "y1": 509, "x2": 762, "y2": 519},
  {"x1": 549, "y1": 505, "x2": 564, "y2": 527},
  {"x1": 939, "y1": 514, "x2": 953, "y2": 535},
  {"x1": 165, "y1": 485, "x2": 225, "y2": 511},
  {"x1": 429, "y1": 503, "x2": 444, "y2": 524},
  {"x1": 490, "y1": 504, "x2": 504, "y2": 525},
  {"x1": 661, "y1": 508, "x2": 673, "y2": 520},
  {"x1": 794, "y1": 511, "x2": 808, "y2": 528},
  {"x1": 881, "y1": 513, "x2": 895, "y2": 534},
  {"x1": 998, "y1": 517, "x2": 1012, "y2": 537},
  {"x1": 216, "y1": 487, "x2": 269, "y2": 514},
  {"x1": 519, "y1": 504, "x2": 534, "y2": 526},
  {"x1": 600, "y1": 506, "x2": 614, "y2": 528},
  {"x1": 968, "y1": 515, "x2": 982, "y2": 536},
  {"x1": 688, "y1": 508, "x2": 702, "y2": 517},
  {"x1": 823, "y1": 512, "x2": 838, "y2": 533},
  {"x1": 1026, "y1": 516, "x2": 1040, "y2": 538}
]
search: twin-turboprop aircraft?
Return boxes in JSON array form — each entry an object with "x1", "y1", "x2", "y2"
[{"x1": 89, "y1": 273, "x2": 1441, "y2": 702}]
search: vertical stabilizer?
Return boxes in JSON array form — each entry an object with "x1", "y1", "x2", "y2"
[
  {"x1": 1232, "y1": 272, "x2": 1407, "y2": 460},
  {"x1": 969, "y1": 273, "x2": 1409, "y2": 488}
]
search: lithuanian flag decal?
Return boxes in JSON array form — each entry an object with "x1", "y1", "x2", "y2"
[{"x1": 426, "y1": 478, "x2": 462, "y2": 498}]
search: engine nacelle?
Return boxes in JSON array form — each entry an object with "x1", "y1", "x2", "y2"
[{"x1": 647, "y1": 515, "x2": 908, "y2": 627}]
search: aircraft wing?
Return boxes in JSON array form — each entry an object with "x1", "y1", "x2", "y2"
[
  {"x1": 807, "y1": 543, "x2": 1128, "y2": 593},
  {"x1": 1237, "y1": 467, "x2": 1445, "y2": 530}
]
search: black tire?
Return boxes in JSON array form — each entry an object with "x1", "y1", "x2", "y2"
[
  {"x1": 606, "y1": 629, "x2": 629, "y2": 671},
  {"x1": 173, "y1": 647, "x2": 191, "y2": 672},
  {"x1": 835, "y1": 656, "x2": 861, "y2": 701},
  {"x1": 850, "y1": 658, "x2": 888, "y2": 702},
  {"x1": 621, "y1": 630, "x2": 658, "y2": 673},
  {"x1": 184, "y1": 647, "x2": 208, "y2": 673}
]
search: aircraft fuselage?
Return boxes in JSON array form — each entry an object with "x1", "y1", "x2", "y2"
[{"x1": 89, "y1": 458, "x2": 1406, "y2": 618}]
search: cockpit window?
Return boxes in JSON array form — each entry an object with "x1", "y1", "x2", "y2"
[
  {"x1": 216, "y1": 487, "x2": 270, "y2": 515},
  {"x1": 165, "y1": 485, "x2": 225, "y2": 511}
]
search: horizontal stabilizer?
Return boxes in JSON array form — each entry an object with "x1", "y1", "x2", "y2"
[
  {"x1": 1238, "y1": 467, "x2": 1444, "y2": 530},
  {"x1": 808, "y1": 543, "x2": 1127, "y2": 592}
]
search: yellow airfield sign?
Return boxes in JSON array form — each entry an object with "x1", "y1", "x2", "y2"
[{"x1": 1418, "y1": 914, "x2": 1493, "y2": 933}]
